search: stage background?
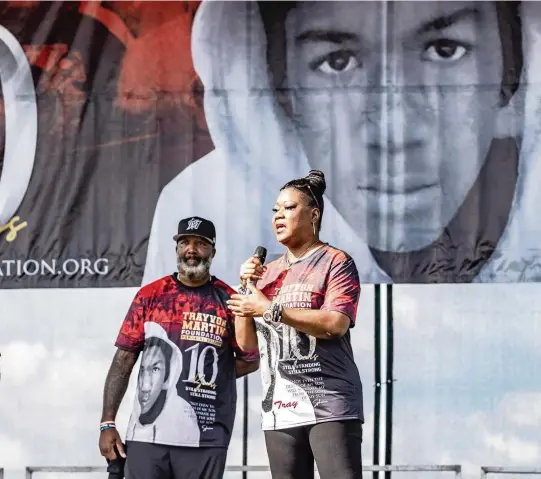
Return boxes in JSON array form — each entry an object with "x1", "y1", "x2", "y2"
[{"x1": 1, "y1": 3, "x2": 540, "y2": 479}]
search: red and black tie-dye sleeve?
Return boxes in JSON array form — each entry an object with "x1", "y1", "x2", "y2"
[
  {"x1": 115, "y1": 289, "x2": 147, "y2": 352},
  {"x1": 321, "y1": 254, "x2": 361, "y2": 326}
]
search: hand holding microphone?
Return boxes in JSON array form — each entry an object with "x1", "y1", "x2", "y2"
[
  {"x1": 239, "y1": 246, "x2": 267, "y2": 292},
  {"x1": 229, "y1": 246, "x2": 271, "y2": 317}
]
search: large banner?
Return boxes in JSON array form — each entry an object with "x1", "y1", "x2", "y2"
[{"x1": 1, "y1": 0, "x2": 541, "y2": 288}]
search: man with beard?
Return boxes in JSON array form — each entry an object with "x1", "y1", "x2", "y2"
[{"x1": 99, "y1": 216, "x2": 260, "y2": 479}]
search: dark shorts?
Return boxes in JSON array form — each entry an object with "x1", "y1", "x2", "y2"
[
  {"x1": 125, "y1": 441, "x2": 227, "y2": 479},
  {"x1": 264, "y1": 419, "x2": 363, "y2": 479}
]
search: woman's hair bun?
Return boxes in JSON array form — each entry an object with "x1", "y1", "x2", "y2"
[{"x1": 305, "y1": 170, "x2": 326, "y2": 197}]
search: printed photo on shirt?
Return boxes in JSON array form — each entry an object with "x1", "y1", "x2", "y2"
[{"x1": 126, "y1": 322, "x2": 201, "y2": 446}]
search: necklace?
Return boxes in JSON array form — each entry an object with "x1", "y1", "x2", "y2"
[{"x1": 285, "y1": 239, "x2": 322, "y2": 269}]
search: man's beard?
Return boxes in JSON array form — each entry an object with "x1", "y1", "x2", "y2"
[{"x1": 177, "y1": 254, "x2": 212, "y2": 282}]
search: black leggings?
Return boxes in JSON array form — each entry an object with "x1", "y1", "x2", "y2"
[{"x1": 264, "y1": 420, "x2": 363, "y2": 479}]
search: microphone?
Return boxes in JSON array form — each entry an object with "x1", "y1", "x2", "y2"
[
  {"x1": 240, "y1": 246, "x2": 267, "y2": 294},
  {"x1": 106, "y1": 444, "x2": 126, "y2": 479}
]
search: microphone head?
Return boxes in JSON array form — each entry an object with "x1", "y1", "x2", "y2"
[{"x1": 254, "y1": 246, "x2": 267, "y2": 264}]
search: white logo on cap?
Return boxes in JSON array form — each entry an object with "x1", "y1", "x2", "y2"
[{"x1": 186, "y1": 218, "x2": 202, "y2": 231}]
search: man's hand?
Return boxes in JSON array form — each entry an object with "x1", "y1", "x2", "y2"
[
  {"x1": 99, "y1": 427, "x2": 126, "y2": 461},
  {"x1": 227, "y1": 283, "x2": 271, "y2": 317},
  {"x1": 99, "y1": 348, "x2": 138, "y2": 462}
]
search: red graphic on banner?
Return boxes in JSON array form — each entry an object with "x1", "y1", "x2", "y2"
[{"x1": 0, "y1": 1, "x2": 212, "y2": 288}]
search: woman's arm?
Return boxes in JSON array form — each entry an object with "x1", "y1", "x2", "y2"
[
  {"x1": 228, "y1": 254, "x2": 360, "y2": 340},
  {"x1": 280, "y1": 308, "x2": 350, "y2": 339},
  {"x1": 227, "y1": 284, "x2": 350, "y2": 339}
]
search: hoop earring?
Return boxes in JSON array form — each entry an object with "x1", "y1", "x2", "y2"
[{"x1": 313, "y1": 221, "x2": 316, "y2": 236}]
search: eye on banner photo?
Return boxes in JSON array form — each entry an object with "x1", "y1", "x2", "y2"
[{"x1": 0, "y1": 1, "x2": 211, "y2": 288}]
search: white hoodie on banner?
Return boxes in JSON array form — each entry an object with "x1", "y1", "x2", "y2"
[
  {"x1": 143, "y1": 1, "x2": 541, "y2": 286},
  {"x1": 0, "y1": 25, "x2": 37, "y2": 226}
]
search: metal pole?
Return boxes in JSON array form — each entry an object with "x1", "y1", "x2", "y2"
[
  {"x1": 23, "y1": 464, "x2": 464, "y2": 474},
  {"x1": 480, "y1": 467, "x2": 541, "y2": 476},
  {"x1": 373, "y1": 285, "x2": 382, "y2": 479},
  {"x1": 385, "y1": 284, "x2": 394, "y2": 479},
  {"x1": 242, "y1": 374, "x2": 249, "y2": 479}
]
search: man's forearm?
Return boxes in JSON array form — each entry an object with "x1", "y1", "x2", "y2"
[
  {"x1": 101, "y1": 349, "x2": 139, "y2": 422},
  {"x1": 234, "y1": 316, "x2": 259, "y2": 351},
  {"x1": 235, "y1": 359, "x2": 260, "y2": 378}
]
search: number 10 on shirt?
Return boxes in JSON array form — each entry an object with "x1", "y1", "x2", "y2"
[{"x1": 182, "y1": 343, "x2": 219, "y2": 387}]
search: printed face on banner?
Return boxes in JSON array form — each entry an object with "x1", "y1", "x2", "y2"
[
  {"x1": 283, "y1": 1, "x2": 507, "y2": 251},
  {"x1": 0, "y1": 1, "x2": 528, "y2": 285}
]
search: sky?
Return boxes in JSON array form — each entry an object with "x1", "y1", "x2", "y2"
[{"x1": 1, "y1": 282, "x2": 540, "y2": 479}]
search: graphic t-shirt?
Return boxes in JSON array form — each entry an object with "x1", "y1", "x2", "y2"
[
  {"x1": 115, "y1": 274, "x2": 259, "y2": 447},
  {"x1": 255, "y1": 244, "x2": 363, "y2": 430}
]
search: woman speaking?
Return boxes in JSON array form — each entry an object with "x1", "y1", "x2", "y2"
[{"x1": 227, "y1": 170, "x2": 364, "y2": 479}]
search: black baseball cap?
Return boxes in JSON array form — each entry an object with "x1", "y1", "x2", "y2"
[{"x1": 173, "y1": 216, "x2": 216, "y2": 245}]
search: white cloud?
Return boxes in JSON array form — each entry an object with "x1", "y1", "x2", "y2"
[
  {"x1": 393, "y1": 294, "x2": 421, "y2": 331},
  {"x1": 483, "y1": 433, "x2": 539, "y2": 463},
  {"x1": 0, "y1": 435, "x2": 27, "y2": 469},
  {"x1": 503, "y1": 392, "x2": 541, "y2": 427},
  {"x1": 0, "y1": 341, "x2": 47, "y2": 385},
  {"x1": 391, "y1": 386, "x2": 541, "y2": 479},
  {"x1": 469, "y1": 391, "x2": 541, "y2": 466},
  {"x1": 391, "y1": 284, "x2": 541, "y2": 391}
]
